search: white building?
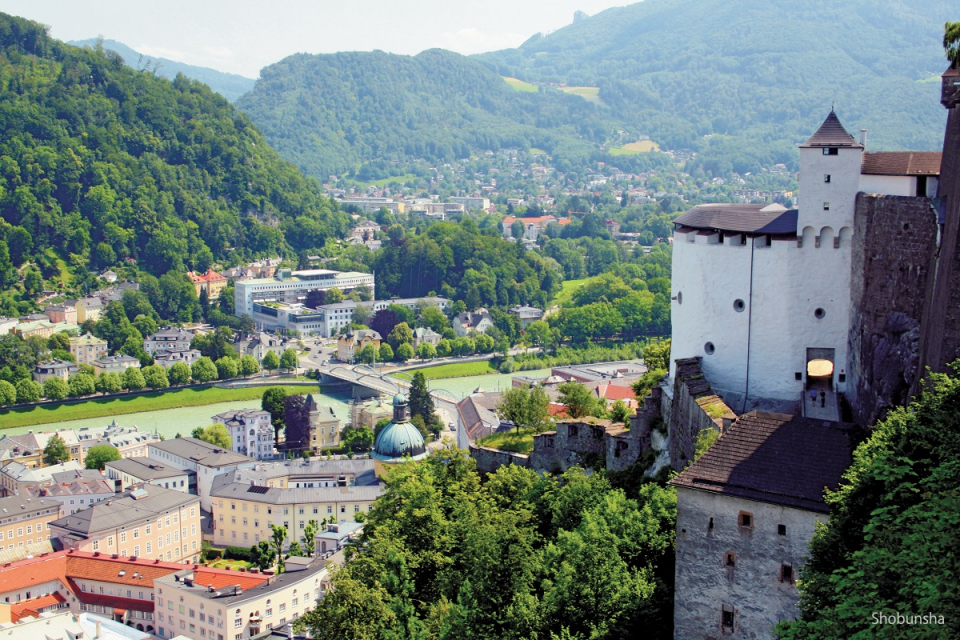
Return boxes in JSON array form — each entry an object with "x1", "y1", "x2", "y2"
[
  {"x1": 144, "y1": 327, "x2": 193, "y2": 356},
  {"x1": 212, "y1": 409, "x2": 276, "y2": 460},
  {"x1": 449, "y1": 196, "x2": 490, "y2": 211},
  {"x1": 105, "y1": 457, "x2": 194, "y2": 493},
  {"x1": 668, "y1": 111, "x2": 864, "y2": 413},
  {"x1": 859, "y1": 150, "x2": 941, "y2": 197},
  {"x1": 234, "y1": 268, "x2": 375, "y2": 318},
  {"x1": 146, "y1": 438, "x2": 255, "y2": 511},
  {"x1": 251, "y1": 296, "x2": 448, "y2": 337}
]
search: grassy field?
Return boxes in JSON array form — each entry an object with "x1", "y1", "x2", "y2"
[
  {"x1": 610, "y1": 139, "x2": 661, "y2": 155},
  {"x1": 0, "y1": 384, "x2": 315, "y2": 430},
  {"x1": 554, "y1": 278, "x2": 588, "y2": 307},
  {"x1": 477, "y1": 430, "x2": 534, "y2": 455},
  {"x1": 347, "y1": 173, "x2": 419, "y2": 188},
  {"x1": 391, "y1": 361, "x2": 497, "y2": 380},
  {"x1": 503, "y1": 76, "x2": 538, "y2": 92},
  {"x1": 44, "y1": 248, "x2": 73, "y2": 286},
  {"x1": 559, "y1": 86, "x2": 602, "y2": 105}
]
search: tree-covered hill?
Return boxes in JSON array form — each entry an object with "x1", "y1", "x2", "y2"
[
  {"x1": 68, "y1": 38, "x2": 257, "y2": 102},
  {"x1": 236, "y1": 49, "x2": 610, "y2": 179},
  {"x1": 0, "y1": 14, "x2": 348, "y2": 297},
  {"x1": 478, "y1": 0, "x2": 953, "y2": 171}
]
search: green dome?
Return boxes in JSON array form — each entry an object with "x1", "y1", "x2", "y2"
[
  {"x1": 393, "y1": 393, "x2": 408, "y2": 406},
  {"x1": 373, "y1": 420, "x2": 426, "y2": 460}
]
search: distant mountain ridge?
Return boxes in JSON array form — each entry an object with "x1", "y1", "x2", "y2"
[
  {"x1": 477, "y1": 0, "x2": 955, "y2": 154},
  {"x1": 236, "y1": 48, "x2": 609, "y2": 179},
  {"x1": 69, "y1": 38, "x2": 256, "y2": 102}
]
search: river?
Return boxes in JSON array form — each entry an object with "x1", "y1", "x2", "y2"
[{"x1": 1, "y1": 368, "x2": 555, "y2": 440}]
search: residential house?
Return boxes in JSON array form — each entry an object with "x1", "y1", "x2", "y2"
[
  {"x1": 670, "y1": 412, "x2": 855, "y2": 638},
  {"x1": 306, "y1": 395, "x2": 340, "y2": 451},
  {"x1": 455, "y1": 392, "x2": 503, "y2": 450},
  {"x1": 146, "y1": 438, "x2": 255, "y2": 511},
  {"x1": 240, "y1": 332, "x2": 285, "y2": 362},
  {"x1": 212, "y1": 409, "x2": 276, "y2": 460},
  {"x1": 143, "y1": 328, "x2": 193, "y2": 356},
  {"x1": 33, "y1": 360, "x2": 79, "y2": 384},
  {"x1": 44, "y1": 305, "x2": 78, "y2": 325},
  {"x1": 605, "y1": 219, "x2": 622, "y2": 235},
  {"x1": 453, "y1": 308, "x2": 494, "y2": 337},
  {"x1": 315, "y1": 521, "x2": 364, "y2": 555},
  {"x1": 69, "y1": 334, "x2": 108, "y2": 367},
  {"x1": 105, "y1": 458, "x2": 193, "y2": 493},
  {"x1": 412, "y1": 327, "x2": 441, "y2": 348},
  {"x1": 75, "y1": 296, "x2": 104, "y2": 323},
  {"x1": 151, "y1": 349, "x2": 201, "y2": 368},
  {"x1": 99, "y1": 270, "x2": 118, "y2": 283},
  {"x1": 508, "y1": 305, "x2": 544, "y2": 328},
  {"x1": 186, "y1": 270, "x2": 228, "y2": 300},
  {"x1": 48, "y1": 484, "x2": 202, "y2": 563},
  {"x1": 337, "y1": 329, "x2": 381, "y2": 362},
  {"x1": 92, "y1": 354, "x2": 140, "y2": 376}
]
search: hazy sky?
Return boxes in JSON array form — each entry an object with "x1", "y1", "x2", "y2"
[{"x1": 0, "y1": 0, "x2": 630, "y2": 78}]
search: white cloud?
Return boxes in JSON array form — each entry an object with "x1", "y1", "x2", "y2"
[
  {"x1": 433, "y1": 28, "x2": 526, "y2": 55},
  {"x1": 203, "y1": 45, "x2": 234, "y2": 59}
]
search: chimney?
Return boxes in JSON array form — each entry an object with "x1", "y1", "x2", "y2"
[
  {"x1": 95, "y1": 620, "x2": 101, "y2": 639},
  {"x1": 860, "y1": 128, "x2": 867, "y2": 147}
]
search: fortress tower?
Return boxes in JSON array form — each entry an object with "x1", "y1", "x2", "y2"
[{"x1": 668, "y1": 111, "x2": 863, "y2": 415}]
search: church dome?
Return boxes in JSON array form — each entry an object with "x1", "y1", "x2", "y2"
[
  {"x1": 372, "y1": 420, "x2": 426, "y2": 460},
  {"x1": 393, "y1": 392, "x2": 408, "y2": 406}
]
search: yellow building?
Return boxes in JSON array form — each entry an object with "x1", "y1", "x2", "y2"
[
  {"x1": 0, "y1": 495, "x2": 61, "y2": 549},
  {"x1": 68, "y1": 333, "x2": 107, "y2": 367},
  {"x1": 210, "y1": 459, "x2": 382, "y2": 548},
  {"x1": 48, "y1": 484, "x2": 202, "y2": 563},
  {"x1": 337, "y1": 328, "x2": 381, "y2": 362},
  {"x1": 187, "y1": 269, "x2": 229, "y2": 300}
]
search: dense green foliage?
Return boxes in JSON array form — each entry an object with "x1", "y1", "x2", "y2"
[
  {"x1": 84, "y1": 444, "x2": 121, "y2": 469},
  {"x1": 480, "y1": 0, "x2": 952, "y2": 172},
  {"x1": 777, "y1": 367, "x2": 960, "y2": 638},
  {"x1": 0, "y1": 14, "x2": 348, "y2": 315},
  {"x1": 237, "y1": 49, "x2": 605, "y2": 178},
  {"x1": 69, "y1": 38, "x2": 256, "y2": 102},
  {"x1": 296, "y1": 450, "x2": 677, "y2": 640}
]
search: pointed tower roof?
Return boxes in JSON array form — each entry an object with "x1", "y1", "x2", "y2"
[{"x1": 800, "y1": 110, "x2": 863, "y2": 148}]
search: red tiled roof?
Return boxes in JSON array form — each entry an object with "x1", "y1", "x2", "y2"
[
  {"x1": 73, "y1": 591, "x2": 154, "y2": 612},
  {"x1": 548, "y1": 403, "x2": 568, "y2": 417},
  {"x1": 192, "y1": 569, "x2": 268, "y2": 590},
  {"x1": 10, "y1": 592, "x2": 66, "y2": 621},
  {"x1": 65, "y1": 552, "x2": 186, "y2": 588},
  {"x1": 861, "y1": 151, "x2": 942, "y2": 176},
  {"x1": 0, "y1": 552, "x2": 68, "y2": 594},
  {"x1": 594, "y1": 382, "x2": 636, "y2": 401}
]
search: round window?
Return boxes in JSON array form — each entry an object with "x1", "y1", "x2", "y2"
[
  {"x1": 814, "y1": 308, "x2": 825, "y2": 319},
  {"x1": 704, "y1": 342, "x2": 716, "y2": 355},
  {"x1": 733, "y1": 299, "x2": 745, "y2": 312}
]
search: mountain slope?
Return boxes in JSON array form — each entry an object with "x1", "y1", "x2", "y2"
[
  {"x1": 69, "y1": 38, "x2": 256, "y2": 102},
  {"x1": 0, "y1": 13, "x2": 347, "y2": 287},
  {"x1": 478, "y1": 0, "x2": 953, "y2": 155},
  {"x1": 236, "y1": 49, "x2": 609, "y2": 179}
]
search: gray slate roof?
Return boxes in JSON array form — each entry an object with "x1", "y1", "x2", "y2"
[
  {"x1": 49, "y1": 484, "x2": 198, "y2": 536},
  {"x1": 0, "y1": 495, "x2": 60, "y2": 516},
  {"x1": 105, "y1": 457, "x2": 192, "y2": 480},
  {"x1": 800, "y1": 110, "x2": 863, "y2": 148},
  {"x1": 210, "y1": 471, "x2": 382, "y2": 505},
  {"x1": 670, "y1": 411, "x2": 857, "y2": 514},
  {"x1": 149, "y1": 437, "x2": 253, "y2": 467},
  {"x1": 674, "y1": 204, "x2": 798, "y2": 235}
]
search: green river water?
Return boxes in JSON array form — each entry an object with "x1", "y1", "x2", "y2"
[{"x1": 1, "y1": 368, "x2": 554, "y2": 440}]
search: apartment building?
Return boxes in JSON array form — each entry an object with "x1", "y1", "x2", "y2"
[
  {"x1": 212, "y1": 409, "x2": 276, "y2": 461},
  {"x1": 0, "y1": 460, "x2": 85, "y2": 496},
  {"x1": 144, "y1": 328, "x2": 194, "y2": 356},
  {"x1": 92, "y1": 354, "x2": 140, "y2": 376},
  {"x1": 26, "y1": 477, "x2": 114, "y2": 515},
  {"x1": 0, "y1": 495, "x2": 61, "y2": 550},
  {"x1": 48, "y1": 485, "x2": 202, "y2": 564},
  {"x1": 33, "y1": 359, "x2": 79, "y2": 383}
]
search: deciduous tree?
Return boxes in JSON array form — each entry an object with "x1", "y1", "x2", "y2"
[{"x1": 85, "y1": 445, "x2": 121, "y2": 470}]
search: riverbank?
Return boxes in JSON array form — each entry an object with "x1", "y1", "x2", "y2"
[
  {"x1": 391, "y1": 361, "x2": 498, "y2": 381},
  {"x1": 0, "y1": 384, "x2": 316, "y2": 430}
]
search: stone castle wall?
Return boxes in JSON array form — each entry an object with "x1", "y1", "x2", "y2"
[
  {"x1": 468, "y1": 444, "x2": 530, "y2": 474},
  {"x1": 668, "y1": 358, "x2": 736, "y2": 470},
  {"x1": 848, "y1": 193, "x2": 938, "y2": 425}
]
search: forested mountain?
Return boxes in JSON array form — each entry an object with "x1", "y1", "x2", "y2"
[
  {"x1": 69, "y1": 38, "x2": 256, "y2": 102},
  {"x1": 479, "y1": 0, "x2": 954, "y2": 172},
  {"x1": 236, "y1": 49, "x2": 609, "y2": 179},
  {"x1": 0, "y1": 14, "x2": 348, "y2": 312}
]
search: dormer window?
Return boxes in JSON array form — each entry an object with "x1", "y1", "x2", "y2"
[{"x1": 823, "y1": 148, "x2": 839, "y2": 156}]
